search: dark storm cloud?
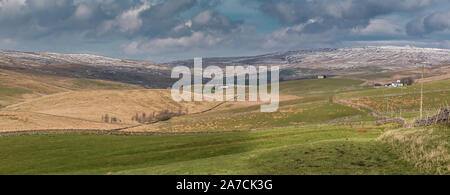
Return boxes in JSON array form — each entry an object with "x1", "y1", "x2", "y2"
[
  {"x1": 0, "y1": 0, "x2": 142, "y2": 39},
  {"x1": 138, "y1": 0, "x2": 239, "y2": 38},
  {"x1": 190, "y1": 10, "x2": 243, "y2": 33},
  {"x1": 258, "y1": 0, "x2": 432, "y2": 33},
  {"x1": 138, "y1": 0, "x2": 196, "y2": 37},
  {"x1": 0, "y1": 0, "x2": 234, "y2": 39},
  {"x1": 0, "y1": 0, "x2": 448, "y2": 61},
  {"x1": 407, "y1": 11, "x2": 450, "y2": 36}
]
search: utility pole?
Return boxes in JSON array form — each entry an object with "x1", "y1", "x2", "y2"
[
  {"x1": 420, "y1": 63, "x2": 424, "y2": 119},
  {"x1": 400, "y1": 86, "x2": 403, "y2": 118}
]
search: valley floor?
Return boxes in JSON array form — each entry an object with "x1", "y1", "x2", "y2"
[{"x1": 0, "y1": 78, "x2": 448, "y2": 175}]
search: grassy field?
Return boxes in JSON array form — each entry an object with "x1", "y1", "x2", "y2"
[
  {"x1": 0, "y1": 75, "x2": 448, "y2": 175},
  {"x1": 0, "y1": 125, "x2": 424, "y2": 175},
  {"x1": 280, "y1": 78, "x2": 365, "y2": 96},
  {"x1": 337, "y1": 80, "x2": 450, "y2": 99},
  {"x1": 133, "y1": 102, "x2": 367, "y2": 132},
  {"x1": 0, "y1": 86, "x2": 32, "y2": 101},
  {"x1": 166, "y1": 95, "x2": 332, "y2": 124},
  {"x1": 349, "y1": 91, "x2": 449, "y2": 112}
]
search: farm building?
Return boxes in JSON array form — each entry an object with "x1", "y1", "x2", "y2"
[{"x1": 385, "y1": 80, "x2": 404, "y2": 88}]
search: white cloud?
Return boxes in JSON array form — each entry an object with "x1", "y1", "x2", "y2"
[
  {"x1": 122, "y1": 41, "x2": 140, "y2": 55},
  {"x1": 117, "y1": 2, "x2": 151, "y2": 33},
  {"x1": 262, "y1": 18, "x2": 332, "y2": 49},
  {"x1": 122, "y1": 31, "x2": 224, "y2": 55},
  {"x1": 352, "y1": 18, "x2": 405, "y2": 36},
  {"x1": 185, "y1": 20, "x2": 192, "y2": 28},
  {"x1": 98, "y1": 0, "x2": 152, "y2": 35},
  {"x1": 0, "y1": 0, "x2": 26, "y2": 10},
  {"x1": 74, "y1": 4, "x2": 93, "y2": 20},
  {"x1": 172, "y1": 21, "x2": 190, "y2": 32},
  {"x1": 192, "y1": 10, "x2": 214, "y2": 26}
]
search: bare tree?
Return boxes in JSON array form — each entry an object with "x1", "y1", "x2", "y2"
[
  {"x1": 131, "y1": 108, "x2": 188, "y2": 124},
  {"x1": 103, "y1": 114, "x2": 121, "y2": 123},
  {"x1": 104, "y1": 114, "x2": 109, "y2": 123}
]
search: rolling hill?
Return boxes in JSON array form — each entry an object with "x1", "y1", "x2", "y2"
[
  {"x1": 2, "y1": 46, "x2": 449, "y2": 90},
  {"x1": 1, "y1": 89, "x2": 224, "y2": 131},
  {"x1": 0, "y1": 48, "x2": 448, "y2": 175},
  {"x1": 0, "y1": 50, "x2": 174, "y2": 88},
  {"x1": 166, "y1": 46, "x2": 450, "y2": 81},
  {"x1": 0, "y1": 69, "x2": 142, "y2": 107}
]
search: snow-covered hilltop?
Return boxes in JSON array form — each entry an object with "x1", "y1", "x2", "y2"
[
  {"x1": 0, "y1": 46, "x2": 448, "y2": 88},
  {"x1": 0, "y1": 50, "x2": 168, "y2": 70},
  {"x1": 2, "y1": 46, "x2": 448, "y2": 71},
  {"x1": 285, "y1": 46, "x2": 450, "y2": 70},
  {"x1": 167, "y1": 46, "x2": 450, "y2": 71},
  {"x1": 0, "y1": 50, "x2": 173, "y2": 88}
]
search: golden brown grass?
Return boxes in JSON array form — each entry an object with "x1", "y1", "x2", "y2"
[
  {"x1": 0, "y1": 111, "x2": 126, "y2": 132},
  {"x1": 4, "y1": 89, "x2": 219, "y2": 125},
  {"x1": 0, "y1": 69, "x2": 142, "y2": 106},
  {"x1": 0, "y1": 70, "x2": 298, "y2": 131}
]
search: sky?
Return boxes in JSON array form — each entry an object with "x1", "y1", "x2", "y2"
[{"x1": 0, "y1": 0, "x2": 449, "y2": 62}]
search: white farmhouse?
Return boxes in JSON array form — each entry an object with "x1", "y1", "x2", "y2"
[{"x1": 388, "y1": 80, "x2": 404, "y2": 88}]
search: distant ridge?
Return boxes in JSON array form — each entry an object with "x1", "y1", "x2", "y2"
[
  {"x1": 166, "y1": 46, "x2": 450, "y2": 69},
  {"x1": 1, "y1": 46, "x2": 449, "y2": 88},
  {"x1": 0, "y1": 50, "x2": 174, "y2": 89}
]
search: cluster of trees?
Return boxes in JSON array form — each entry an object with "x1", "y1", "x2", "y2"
[
  {"x1": 101, "y1": 114, "x2": 121, "y2": 123},
  {"x1": 132, "y1": 108, "x2": 188, "y2": 124},
  {"x1": 400, "y1": 77, "x2": 414, "y2": 86}
]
